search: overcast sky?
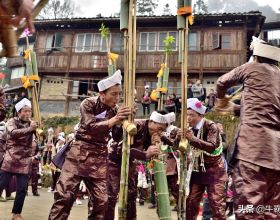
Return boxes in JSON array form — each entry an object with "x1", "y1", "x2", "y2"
[{"x1": 75, "y1": 0, "x2": 280, "y2": 17}]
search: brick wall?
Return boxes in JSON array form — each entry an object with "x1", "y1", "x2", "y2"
[{"x1": 40, "y1": 77, "x2": 68, "y2": 100}]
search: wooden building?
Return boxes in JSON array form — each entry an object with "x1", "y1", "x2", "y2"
[{"x1": 33, "y1": 12, "x2": 265, "y2": 116}]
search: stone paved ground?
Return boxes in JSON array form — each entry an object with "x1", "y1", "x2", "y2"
[
  {"x1": 0, "y1": 187, "x2": 176, "y2": 220},
  {"x1": 0, "y1": 187, "x2": 235, "y2": 220}
]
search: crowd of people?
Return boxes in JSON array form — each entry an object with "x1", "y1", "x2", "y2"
[{"x1": 140, "y1": 80, "x2": 218, "y2": 117}]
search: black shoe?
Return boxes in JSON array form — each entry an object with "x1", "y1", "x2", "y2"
[
  {"x1": 227, "y1": 212, "x2": 233, "y2": 217},
  {"x1": 172, "y1": 206, "x2": 178, "y2": 212},
  {"x1": 33, "y1": 192, "x2": 40, "y2": 196},
  {"x1": 139, "y1": 200, "x2": 144, "y2": 206}
]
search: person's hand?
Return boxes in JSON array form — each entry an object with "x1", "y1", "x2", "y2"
[
  {"x1": 176, "y1": 129, "x2": 182, "y2": 140},
  {"x1": 30, "y1": 120, "x2": 38, "y2": 130},
  {"x1": 215, "y1": 97, "x2": 235, "y2": 115},
  {"x1": 110, "y1": 106, "x2": 132, "y2": 126},
  {"x1": 185, "y1": 130, "x2": 194, "y2": 141},
  {"x1": 145, "y1": 145, "x2": 161, "y2": 159},
  {"x1": 151, "y1": 134, "x2": 161, "y2": 144},
  {"x1": 116, "y1": 106, "x2": 132, "y2": 120},
  {"x1": 0, "y1": 0, "x2": 35, "y2": 32},
  {"x1": 18, "y1": 0, "x2": 35, "y2": 33}
]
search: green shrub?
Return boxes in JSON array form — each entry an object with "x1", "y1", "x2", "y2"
[
  {"x1": 175, "y1": 112, "x2": 240, "y2": 147},
  {"x1": 42, "y1": 116, "x2": 79, "y2": 135},
  {"x1": 205, "y1": 112, "x2": 240, "y2": 147}
]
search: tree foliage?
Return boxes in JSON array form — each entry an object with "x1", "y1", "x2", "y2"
[
  {"x1": 137, "y1": 0, "x2": 158, "y2": 16},
  {"x1": 207, "y1": 0, "x2": 277, "y2": 21},
  {"x1": 38, "y1": 0, "x2": 76, "y2": 19},
  {"x1": 193, "y1": 0, "x2": 208, "y2": 14},
  {"x1": 163, "y1": 3, "x2": 172, "y2": 16}
]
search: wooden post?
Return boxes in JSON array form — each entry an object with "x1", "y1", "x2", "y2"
[{"x1": 64, "y1": 32, "x2": 75, "y2": 116}]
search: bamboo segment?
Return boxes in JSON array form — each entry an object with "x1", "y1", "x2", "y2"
[
  {"x1": 118, "y1": 0, "x2": 137, "y2": 219},
  {"x1": 178, "y1": 31, "x2": 183, "y2": 63},
  {"x1": 162, "y1": 67, "x2": 169, "y2": 93},
  {"x1": 120, "y1": 0, "x2": 129, "y2": 31},
  {"x1": 178, "y1": 0, "x2": 191, "y2": 217},
  {"x1": 30, "y1": 51, "x2": 41, "y2": 125},
  {"x1": 177, "y1": 0, "x2": 185, "y2": 30},
  {"x1": 107, "y1": 64, "x2": 116, "y2": 76},
  {"x1": 153, "y1": 160, "x2": 172, "y2": 220}
]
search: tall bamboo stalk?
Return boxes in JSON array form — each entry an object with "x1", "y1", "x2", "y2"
[
  {"x1": 152, "y1": 136, "x2": 172, "y2": 220},
  {"x1": 118, "y1": 0, "x2": 137, "y2": 219},
  {"x1": 151, "y1": 34, "x2": 173, "y2": 220},
  {"x1": 177, "y1": 0, "x2": 192, "y2": 219}
]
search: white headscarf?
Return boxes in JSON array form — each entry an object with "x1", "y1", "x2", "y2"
[
  {"x1": 15, "y1": 98, "x2": 31, "y2": 112},
  {"x1": 150, "y1": 111, "x2": 169, "y2": 124},
  {"x1": 187, "y1": 98, "x2": 206, "y2": 115},
  {"x1": 97, "y1": 70, "x2": 122, "y2": 92}
]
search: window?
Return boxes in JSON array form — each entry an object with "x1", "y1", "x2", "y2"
[
  {"x1": 46, "y1": 33, "x2": 64, "y2": 51},
  {"x1": 212, "y1": 33, "x2": 220, "y2": 49},
  {"x1": 93, "y1": 33, "x2": 110, "y2": 52},
  {"x1": 158, "y1": 32, "x2": 167, "y2": 51},
  {"x1": 75, "y1": 34, "x2": 93, "y2": 52},
  {"x1": 267, "y1": 30, "x2": 280, "y2": 47},
  {"x1": 111, "y1": 33, "x2": 123, "y2": 53},
  {"x1": 169, "y1": 31, "x2": 177, "y2": 50},
  {"x1": 221, "y1": 34, "x2": 230, "y2": 49},
  {"x1": 189, "y1": 32, "x2": 199, "y2": 51},
  {"x1": 212, "y1": 33, "x2": 231, "y2": 49},
  {"x1": 139, "y1": 32, "x2": 157, "y2": 51},
  {"x1": 11, "y1": 67, "x2": 25, "y2": 79},
  {"x1": 158, "y1": 31, "x2": 177, "y2": 51},
  {"x1": 72, "y1": 81, "x2": 79, "y2": 95}
]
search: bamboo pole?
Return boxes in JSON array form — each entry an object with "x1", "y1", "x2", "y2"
[
  {"x1": 118, "y1": 0, "x2": 137, "y2": 219},
  {"x1": 152, "y1": 136, "x2": 172, "y2": 220},
  {"x1": 177, "y1": 0, "x2": 192, "y2": 219}
]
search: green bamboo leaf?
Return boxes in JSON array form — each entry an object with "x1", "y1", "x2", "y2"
[
  {"x1": 99, "y1": 23, "x2": 110, "y2": 38},
  {"x1": 163, "y1": 35, "x2": 175, "y2": 55}
]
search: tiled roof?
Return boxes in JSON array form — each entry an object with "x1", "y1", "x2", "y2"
[{"x1": 34, "y1": 11, "x2": 264, "y2": 24}]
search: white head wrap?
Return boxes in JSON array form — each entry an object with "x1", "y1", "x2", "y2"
[
  {"x1": 149, "y1": 111, "x2": 169, "y2": 124},
  {"x1": 187, "y1": 98, "x2": 206, "y2": 115},
  {"x1": 166, "y1": 112, "x2": 176, "y2": 124},
  {"x1": 250, "y1": 36, "x2": 280, "y2": 62},
  {"x1": 144, "y1": 85, "x2": 150, "y2": 89},
  {"x1": 57, "y1": 136, "x2": 65, "y2": 142},
  {"x1": 97, "y1": 70, "x2": 122, "y2": 92},
  {"x1": 48, "y1": 127, "x2": 54, "y2": 134},
  {"x1": 59, "y1": 132, "x2": 65, "y2": 138},
  {"x1": 15, "y1": 98, "x2": 31, "y2": 112},
  {"x1": 253, "y1": 42, "x2": 280, "y2": 62}
]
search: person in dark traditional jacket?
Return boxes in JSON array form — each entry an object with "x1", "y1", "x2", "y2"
[
  {"x1": 104, "y1": 111, "x2": 174, "y2": 220},
  {"x1": 215, "y1": 40, "x2": 280, "y2": 220},
  {"x1": 0, "y1": 87, "x2": 6, "y2": 122},
  {"x1": 0, "y1": 98, "x2": 38, "y2": 220},
  {"x1": 0, "y1": 120, "x2": 6, "y2": 167},
  {"x1": 29, "y1": 139, "x2": 41, "y2": 196},
  {"x1": 177, "y1": 98, "x2": 227, "y2": 220},
  {"x1": 163, "y1": 115, "x2": 180, "y2": 211},
  {"x1": 48, "y1": 70, "x2": 133, "y2": 220}
]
